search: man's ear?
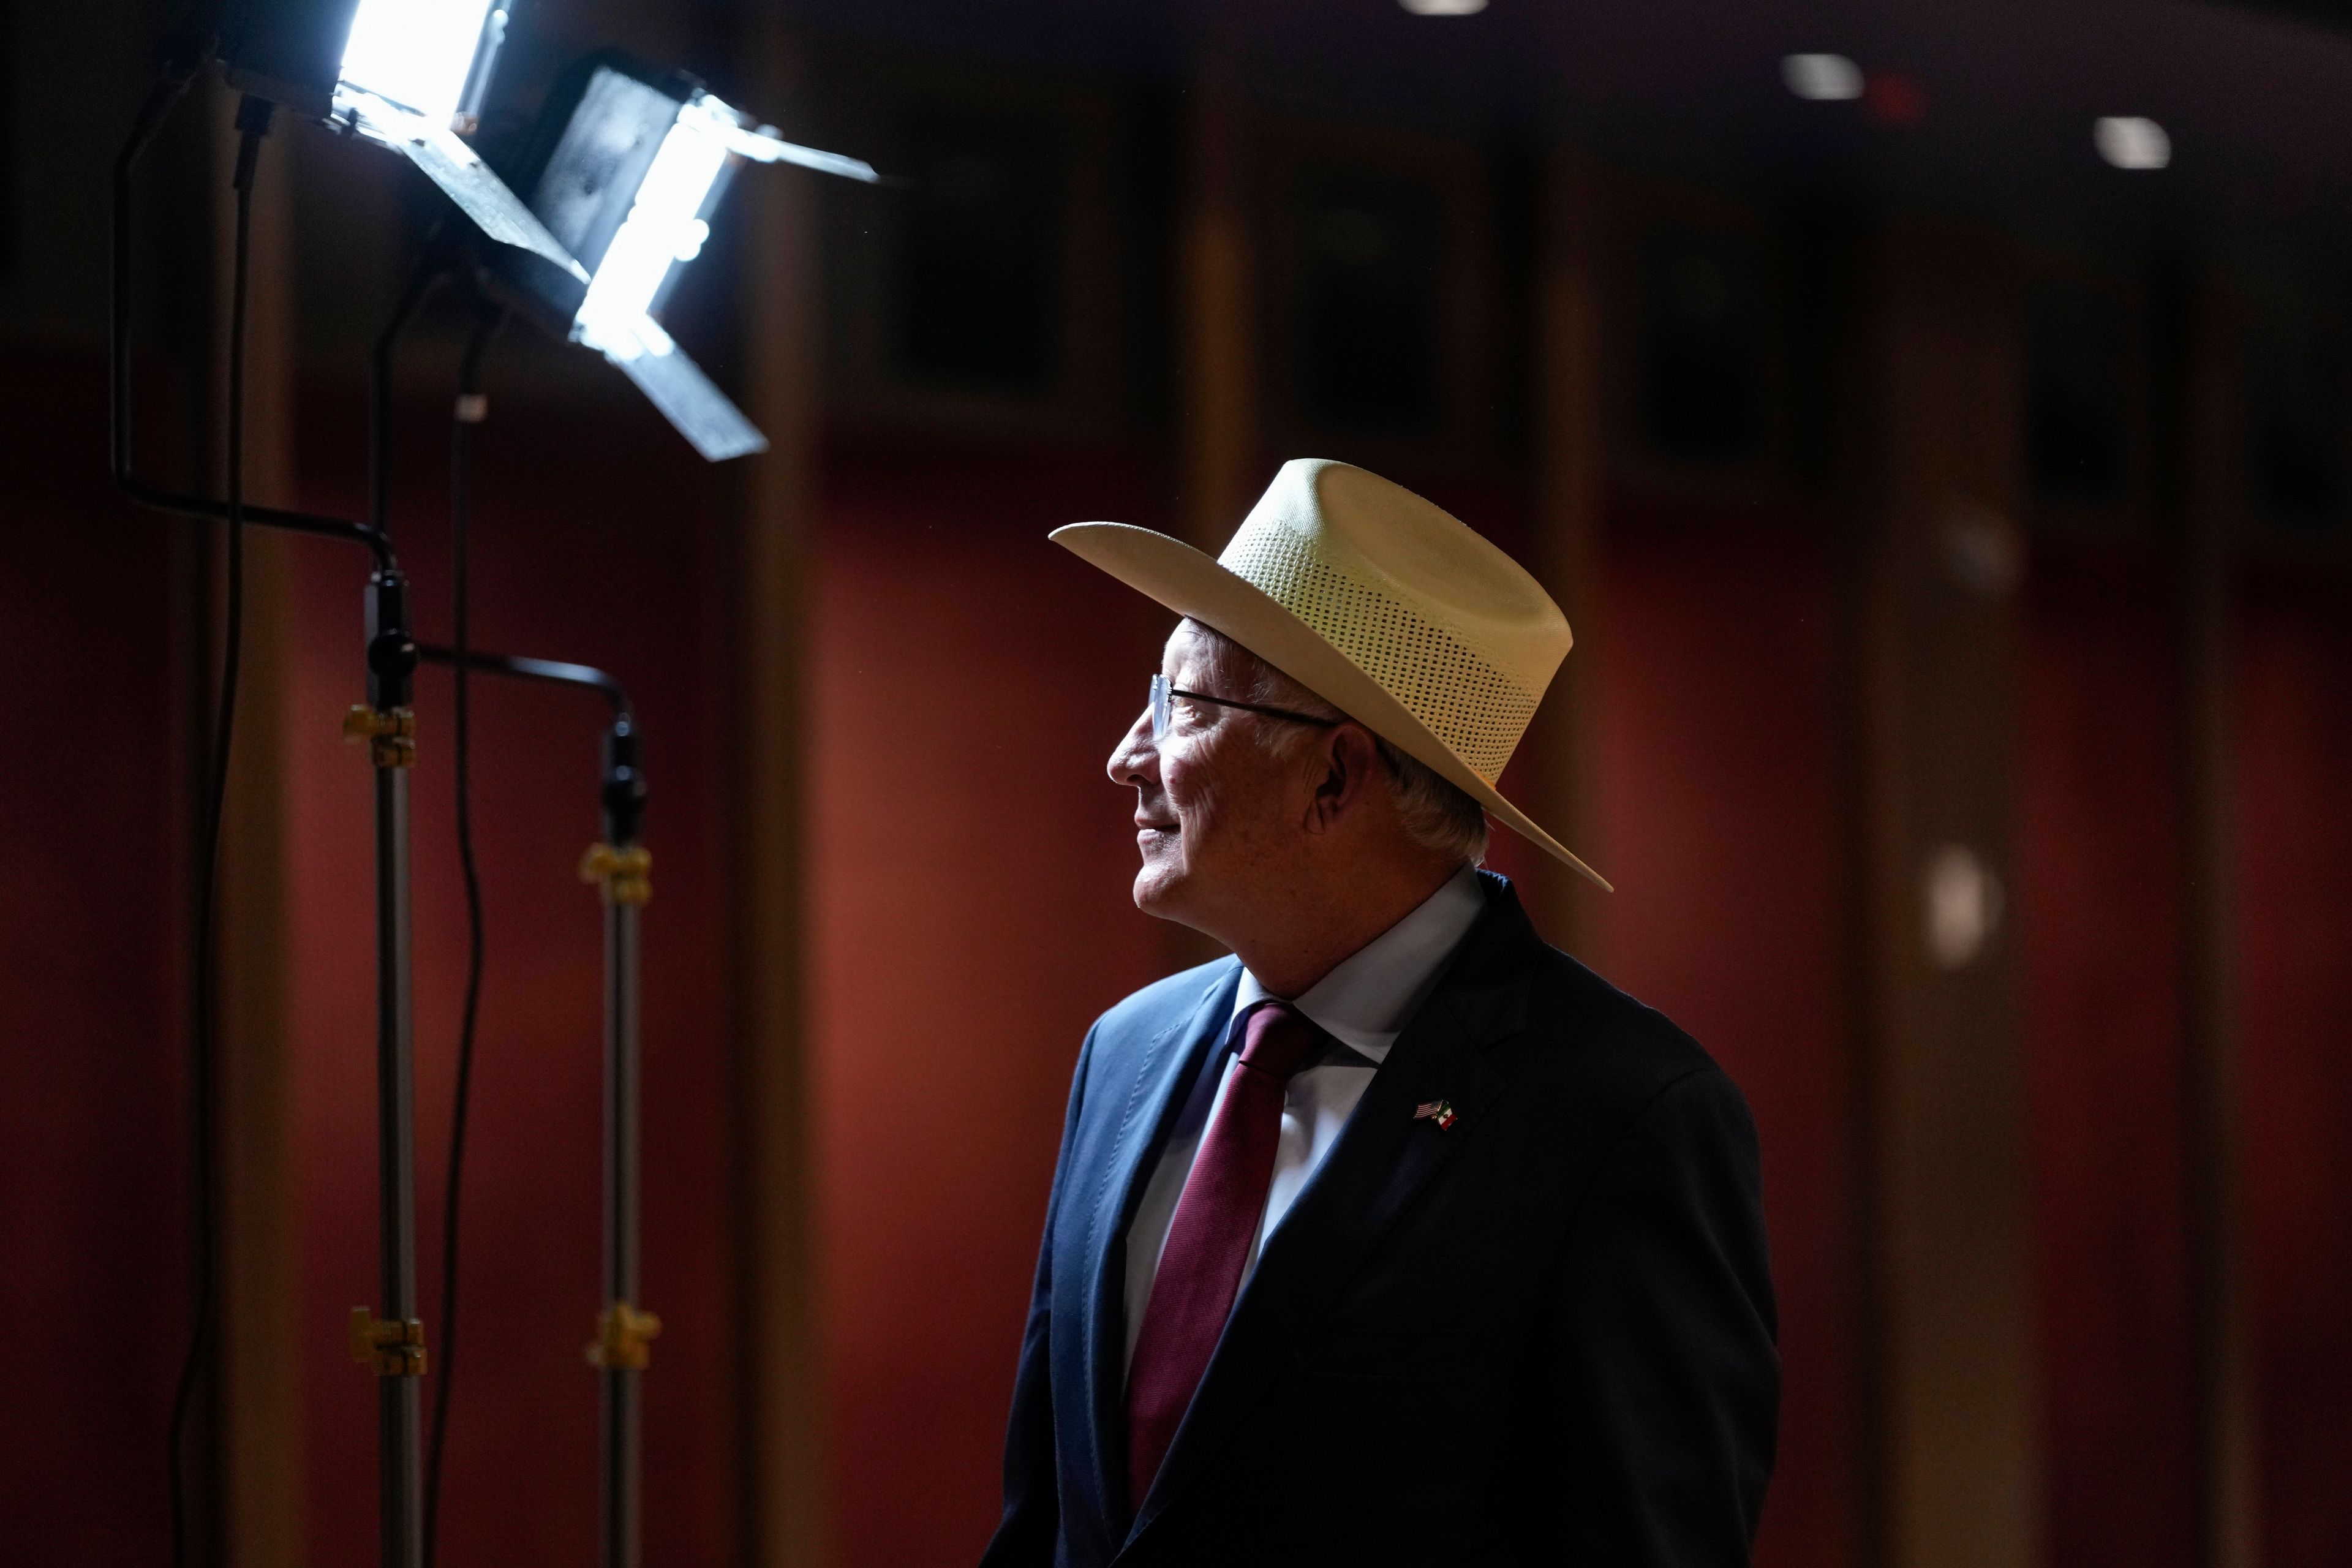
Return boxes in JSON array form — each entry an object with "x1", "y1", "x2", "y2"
[{"x1": 1303, "y1": 724, "x2": 1382, "y2": 835}]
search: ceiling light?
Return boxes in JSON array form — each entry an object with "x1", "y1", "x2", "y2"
[
  {"x1": 1400, "y1": 0, "x2": 1488, "y2": 15},
  {"x1": 2094, "y1": 117, "x2": 2171, "y2": 170},
  {"x1": 1782, "y1": 53, "x2": 1864, "y2": 102},
  {"x1": 483, "y1": 53, "x2": 878, "y2": 461}
]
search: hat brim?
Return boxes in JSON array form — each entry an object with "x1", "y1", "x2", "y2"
[{"x1": 1051, "y1": 521, "x2": 1611, "y2": 892}]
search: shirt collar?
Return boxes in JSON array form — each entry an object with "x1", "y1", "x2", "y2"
[{"x1": 1230, "y1": 863, "x2": 1486, "y2": 1065}]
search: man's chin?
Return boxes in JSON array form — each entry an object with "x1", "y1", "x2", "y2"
[{"x1": 1131, "y1": 862, "x2": 1188, "y2": 921}]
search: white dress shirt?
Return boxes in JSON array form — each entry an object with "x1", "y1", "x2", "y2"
[{"x1": 1121, "y1": 864, "x2": 1487, "y2": 1371}]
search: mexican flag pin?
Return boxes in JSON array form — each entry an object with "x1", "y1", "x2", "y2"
[{"x1": 1413, "y1": 1099, "x2": 1458, "y2": 1131}]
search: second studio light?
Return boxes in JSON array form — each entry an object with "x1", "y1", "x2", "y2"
[
  {"x1": 484, "y1": 53, "x2": 878, "y2": 461},
  {"x1": 217, "y1": 0, "x2": 584, "y2": 277}
]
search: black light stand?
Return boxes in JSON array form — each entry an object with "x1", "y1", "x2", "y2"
[
  {"x1": 587, "y1": 707, "x2": 655, "y2": 1568},
  {"x1": 339, "y1": 135, "x2": 435, "y2": 1568},
  {"x1": 413, "y1": 644, "x2": 655, "y2": 1568},
  {"x1": 412, "y1": 300, "x2": 655, "y2": 1568},
  {"x1": 114, "y1": 61, "x2": 428, "y2": 1568},
  {"x1": 347, "y1": 561, "x2": 428, "y2": 1568},
  {"x1": 121, "y1": 37, "x2": 691, "y2": 1568},
  {"x1": 112, "y1": 54, "x2": 395, "y2": 565}
]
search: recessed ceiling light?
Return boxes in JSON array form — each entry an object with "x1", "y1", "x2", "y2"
[
  {"x1": 1400, "y1": 0, "x2": 1488, "y2": 14},
  {"x1": 2095, "y1": 117, "x2": 2171, "y2": 170},
  {"x1": 1782, "y1": 53, "x2": 1864, "y2": 102}
]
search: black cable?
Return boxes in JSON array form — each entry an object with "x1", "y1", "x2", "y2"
[
  {"x1": 111, "y1": 56, "x2": 395, "y2": 568},
  {"x1": 370, "y1": 253, "x2": 450, "y2": 538},
  {"x1": 424, "y1": 311, "x2": 502, "y2": 1568},
  {"x1": 168, "y1": 91, "x2": 271, "y2": 1568},
  {"x1": 416, "y1": 644, "x2": 632, "y2": 717}
]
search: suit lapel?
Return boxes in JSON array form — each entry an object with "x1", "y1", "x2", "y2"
[
  {"x1": 1082, "y1": 960, "x2": 1240, "y2": 1531},
  {"x1": 1121, "y1": 879, "x2": 1543, "y2": 1550}
]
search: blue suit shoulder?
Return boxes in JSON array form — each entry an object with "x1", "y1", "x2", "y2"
[
  {"x1": 1460, "y1": 872, "x2": 1724, "y2": 1098},
  {"x1": 1086, "y1": 956, "x2": 1238, "y2": 1057},
  {"x1": 1533, "y1": 943, "x2": 1721, "y2": 1086},
  {"x1": 1481, "y1": 919, "x2": 1756, "y2": 1171}
]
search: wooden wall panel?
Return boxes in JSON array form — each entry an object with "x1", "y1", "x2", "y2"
[
  {"x1": 211, "y1": 87, "x2": 302, "y2": 1568},
  {"x1": 2175, "y1": 284, "x2": 2260, "y2": 1568},
  {"x1": 1590, "y1": 496, "x2": 1856, "y2": 1568},
  {"x1": 2019, "y1": 543, "x2": 2198, "y2": 1568},
  {"x1": 737, "y1": 24, "x2": 829, "y2": 1564},
  {"x1": 1177, "y1": 66, "x2": 1260, "y2": 555},
  {"x1": 0, "y1": 355, "x2": 189, "y2": 1563},
  {"x1": 1524, "y1": 151, "x2": 1608, "y2": 953},
  {"x1": 2236, "y1": 560, "x2": 2352, "y2": 1568},
  {"x1": 1852, "y1": 222, "x2": 2039, "y2": 1568}
]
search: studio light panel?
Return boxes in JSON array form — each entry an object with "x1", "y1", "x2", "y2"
[
  {"x1": 214, "y1": 8, "x2": 876, "y2": 463},
  {"x1": 491, "y1": 53, "x2": 878, "y2": 462},
  {"x1": 219, "y1": 0, "x2": 584, "y2": 280},
  {"x1": 336, "y1": 0, "x2": 502, "y2": 130}
]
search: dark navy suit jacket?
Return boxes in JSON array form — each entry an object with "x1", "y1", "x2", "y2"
[{"x1": 979, "y1": 873, "x2": 1778, "y2": 1567}]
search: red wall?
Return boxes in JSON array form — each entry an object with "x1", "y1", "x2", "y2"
[
  {"x1": 2237, "y1": 562, "x2": 2352, "y2": 1568},
  {"x1": 800, "y1": 467, "x2": 1862, "y2": 1567},
  {"x1": 2020, "y1": 541, "x2": 2198, "y2": 1568},
  {"x1": 1, "y1": 355, "x2": 188, "y2": 1561},
  {"x1": 284, "y1": 385, "x2": 739, "y2": 1567},
  {"x1": 14, "y1": 338, "x2": 2350, "y2": 1568},
  {"x1": 810, "y1": 441, "x2": 1170, "y2": 1567},
  {"x1": 2015, "y1": 545, "x2": 2352, "y2": 1568},
  {"x1": 1587, "y1": 496, "x2": 1856, "y2": 1568}
]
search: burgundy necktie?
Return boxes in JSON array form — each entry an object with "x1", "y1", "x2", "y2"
[{"x1": 1125, "y1": 1000, "x2": 1325, "y2": 1510}]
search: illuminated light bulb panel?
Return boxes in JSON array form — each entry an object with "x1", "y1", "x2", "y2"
[
  {"x1": 481, "y1": 51, "x2": 876, "y2": 462},
  {"x1": 216, "y1": 0, "x2": 582, "y2": 279},
  {"x1": 336, "y1": 0, "x2": 500, "y2": 127}
]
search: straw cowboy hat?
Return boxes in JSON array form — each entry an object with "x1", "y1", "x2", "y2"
[{"x1": 1052, "y1": 458, "x2": 1610, "y2": 891}]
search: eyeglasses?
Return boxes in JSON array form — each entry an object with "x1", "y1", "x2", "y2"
[{"x1": 1148, "y1": 672, "x2": 1343, "y2": 742}]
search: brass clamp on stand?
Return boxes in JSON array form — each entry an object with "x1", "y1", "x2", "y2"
[
  {"x1": 580, "y1": 842, "x2": 652, "y2": 905},
  {"x1": 344, "y1": 703, "x2": 417, "y2": 768},
  {"x1": 587, "y1": 1301, "x2": 661, "y2": 1371},
  {"x1": 350, "y1": 1306, "x2": 428, "y2": 1377}
]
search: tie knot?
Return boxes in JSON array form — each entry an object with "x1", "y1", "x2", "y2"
[{"x1": 1238, "y1": 1000, "x2": 1324, "y2": 1082}]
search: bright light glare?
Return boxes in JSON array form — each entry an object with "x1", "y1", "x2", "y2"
[
  {"x1": 574, "y1": 102, "x2": 734, "y2": 358},
  {"x1": 592, "y1": 309, "x2": 677, "y2": 365},
  {"x1": 1782, "y1": 53, "x2": 1864, "y2": 101},
  {"x1": 1400, "y1": 0, "x2": 1488, "y2": 14},
  {"x1": 340, "y1": 0, "x2": 495, "y2": 125},
  {"x1": 2095, "y1": 117, "x2": 2171, "y2": 170},
  {"x1": 1924, "y1": 843, "x2": 2003, "y2": 970}
]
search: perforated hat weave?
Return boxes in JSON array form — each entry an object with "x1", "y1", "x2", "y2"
[
  {"x1": 1219, "y1": 516, "x2": 1539, "y2": 785},
  {"x1": 1050, "y1": 459, "x2": 1609, "y2": 889}
]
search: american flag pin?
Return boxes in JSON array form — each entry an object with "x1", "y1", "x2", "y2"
[{"x1": 1413, "y1": 1099, "x2": 1458, "y2": 1131}]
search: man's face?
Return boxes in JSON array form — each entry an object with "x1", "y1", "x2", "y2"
[{"x1": 1107, "y1": 625, "x2": 1304, "y2": 929}]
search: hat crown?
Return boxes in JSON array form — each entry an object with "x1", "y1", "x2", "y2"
[{"x1": 1215, "y1": 459, "x2": 1570, "y2": 783}]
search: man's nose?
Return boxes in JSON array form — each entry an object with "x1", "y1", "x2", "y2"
[{"x1": 1108, "y1": 707, "x2": 1159, "y2": 787}]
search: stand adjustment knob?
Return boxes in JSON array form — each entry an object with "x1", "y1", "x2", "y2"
[
  {"x1": 588, "y1": 1302, "x2": 661, "y2": 1371},
  {"x1": 343, "y1": 704, "x2": 417, "y2": 768},
  {"x1": 349, "y1": 1307, "x2": 427, "y2": 1378},
  {"x1": 581, "y1": 842, "x2": 652, "y2": 905}
]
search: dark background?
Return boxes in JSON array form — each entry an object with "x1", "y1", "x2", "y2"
[{"x1": 3, "y1": 1, "x2": 2348, "y2": 1566}]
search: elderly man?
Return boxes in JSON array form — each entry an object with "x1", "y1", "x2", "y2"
[{"x1": 981, "y1": 461, "x2": 1777, "y2": 1567}]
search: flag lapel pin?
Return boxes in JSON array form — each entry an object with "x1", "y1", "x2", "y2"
[{"x1": 1413, "y1": 1099, "x2": 1458, "y2": 1131}]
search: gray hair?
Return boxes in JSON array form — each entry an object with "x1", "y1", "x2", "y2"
[{"x1": 1181, "y1": 620, "x2": 1490, "y2": 866}]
